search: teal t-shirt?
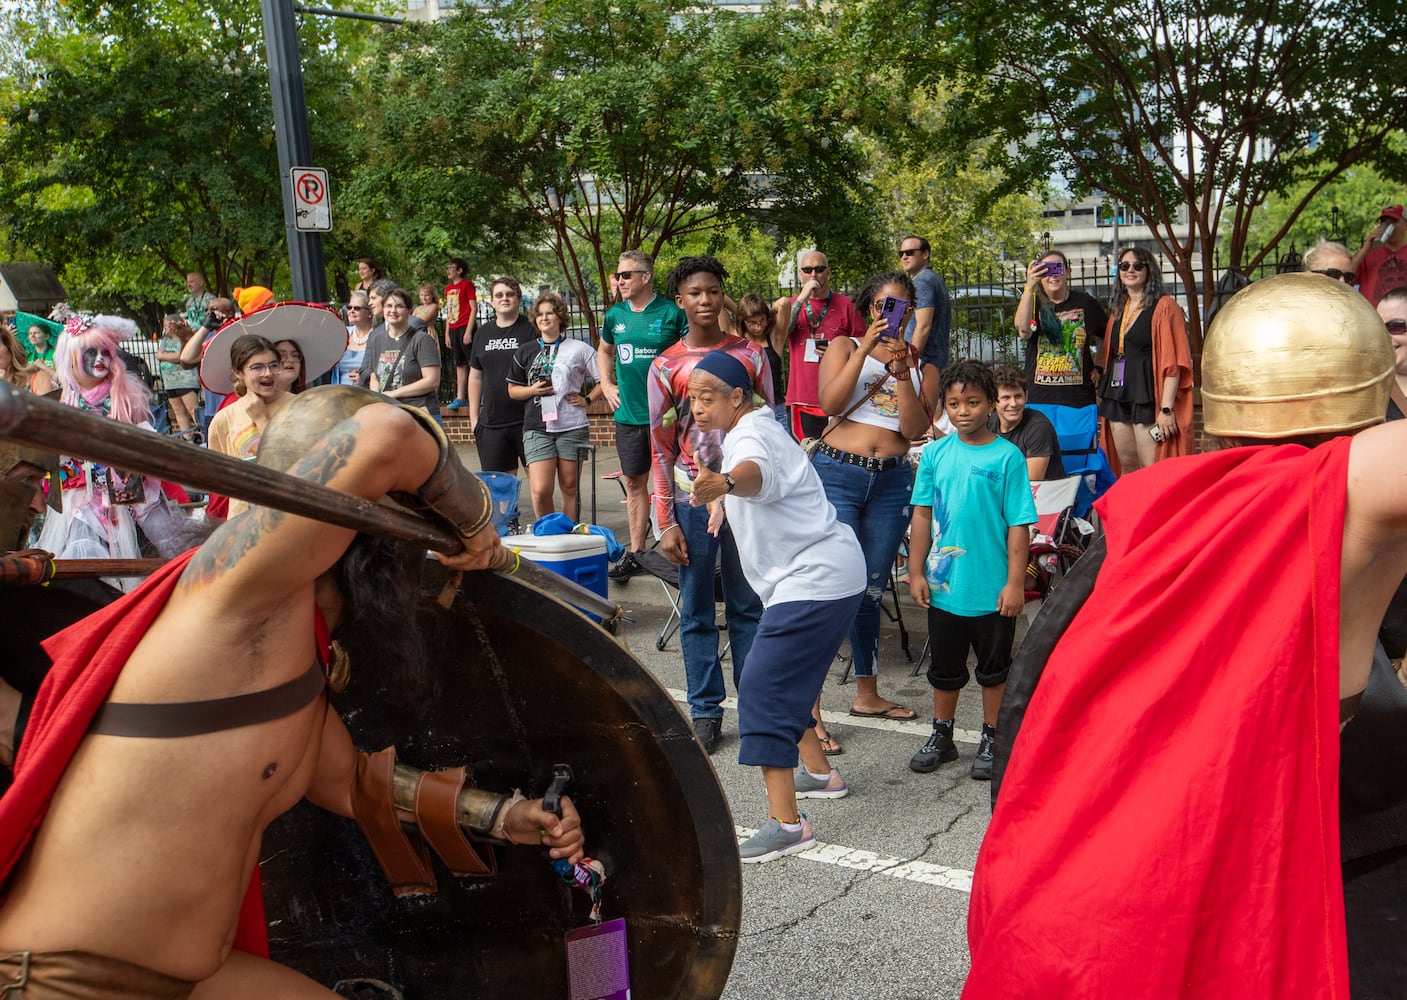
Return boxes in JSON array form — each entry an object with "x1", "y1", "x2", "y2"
[
  {"x1": 910, "y1": 434, "x2": 1037, "y2": 616},
  {"x1": 601, "y1": 295, "x2": 685, "y2": 425}
]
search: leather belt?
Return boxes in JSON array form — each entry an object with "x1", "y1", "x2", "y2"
[{"x1": 815, "y1": 441, "x2": 904, "y2": 473}]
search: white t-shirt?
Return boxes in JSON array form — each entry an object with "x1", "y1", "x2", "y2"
[{"x1": 721, "y1": 409, "x2": 865, "y2": 607}]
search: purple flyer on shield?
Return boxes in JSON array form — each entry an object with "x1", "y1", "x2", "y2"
[{"x1": 566, "y1": 917, "x2": 630, "y2": 1000}]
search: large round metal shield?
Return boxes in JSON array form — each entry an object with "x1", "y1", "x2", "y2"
[{"x1": 261, "y1": 562, "x2": 742, "y2": 998}]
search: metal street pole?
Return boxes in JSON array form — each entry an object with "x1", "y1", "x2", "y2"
[{"x1": 261, "y1": 0, "x2": 327, "y2": 303}]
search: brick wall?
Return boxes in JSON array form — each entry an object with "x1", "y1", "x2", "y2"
[{"x1": 442, "y1": 399, "x2": 619, "y2": 449}]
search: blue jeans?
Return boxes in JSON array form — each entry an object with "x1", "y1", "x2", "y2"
[
  {"x1": 674, "y1": 500, "x2": 762, "y2": 719},
  {"x1": 811, "y1": 452, "x2": 913, "y2": 679}
]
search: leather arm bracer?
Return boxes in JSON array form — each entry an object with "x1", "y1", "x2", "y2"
[
  {"x1": 389, "y1": 404, "x2": 494, "y2": 541},
  {"x1": 350, "y1": 745, "x2": 500, "y2": 897}
]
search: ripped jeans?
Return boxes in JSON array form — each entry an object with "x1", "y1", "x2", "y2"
[{"x1": 811, "y1": 452, "x2": 913, "y2": 679}]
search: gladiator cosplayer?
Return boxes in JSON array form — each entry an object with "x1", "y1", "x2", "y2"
[
  {"x1": 964, "y1": 273, "x2": 1407, "y2": 997},
  {"x1": 0, "y1": 387, "x2": 585, "y2": 997}
]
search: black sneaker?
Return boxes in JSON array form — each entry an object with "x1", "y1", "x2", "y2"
[
  {"x1": 693, "y1": 717, "x2": 722, "y2": 755},
  {"x1": 608, "y1": 550, "x2": 643, "y2": 582},
  {"x1": 909, "y1": 723, "x2": 958, "y2": 773},
  {"x1": 971, "y1": 726, "x2": 996, "y2": 781}
]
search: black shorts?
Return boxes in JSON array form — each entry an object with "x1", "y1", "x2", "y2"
[
  {"x1": 164, "y1": 387, "x2": 197, "y2": 400},
  {"x1": 448, "y1": 324, "x2": 473, "y2": 367},
  {"x1": 475, "y1": 423, "x2": 524, "y2": 474},
  {"x1": 615, "y1": 421, "x2": 652, "y2": 478},
  {"x1": 925, "y1": 607, "x2": 1015, "y2": 691}
]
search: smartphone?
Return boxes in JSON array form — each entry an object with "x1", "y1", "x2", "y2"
[
  {"x1": 879, "y1": 296, "x2": 909, "y2": 339},
  {"x1": 1043, "y1": 260, "x2": 1065, "y2": 277},
  {"x1": 1380, "y1": 223, "x2": 1396, "y2": 245}
]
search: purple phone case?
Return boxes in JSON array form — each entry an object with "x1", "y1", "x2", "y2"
[{"x1": 880, "y1": 296, "x2": 909, "y2": 339}]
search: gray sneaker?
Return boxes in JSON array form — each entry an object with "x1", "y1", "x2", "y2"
[
  {"x1": 794, "y1": 766, "x2": 849, "y2": 799},
  {"x1": 971, "y1": 727, "x2": 996, "y2": 781},
  {"x1": 739, "y1": 816, "x2": 815, "y2": 864}
]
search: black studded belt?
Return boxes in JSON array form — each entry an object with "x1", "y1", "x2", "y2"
[{"x1": 814, "y1": 441, "x2": 905, "y2": 473}]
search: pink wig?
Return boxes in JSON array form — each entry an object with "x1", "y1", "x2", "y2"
[{"x1": 55, "y1": 315, "x2": 151, "y2": 426}]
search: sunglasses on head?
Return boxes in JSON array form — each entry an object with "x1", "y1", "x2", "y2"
[
  {"x1": 1312, "y1": 268, "x2": 1354, "y2": 283},
  {"x1": 800, "y1": 265, "x2": 828, "y2": 275},
  {"x1": 1386, "y1": 319, "x2": 1407, "y2": 335},
  {"x1": 1118, "y1": 259, "x2": 1148, "y2": 273}
]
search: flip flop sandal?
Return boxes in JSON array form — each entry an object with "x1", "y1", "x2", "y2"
[
  {"x1": 818, "y1": 733, "x2": 844, "y2": 756},
  {"x1": 848, "y1": 704, "x2": 919, "y2": 721}
]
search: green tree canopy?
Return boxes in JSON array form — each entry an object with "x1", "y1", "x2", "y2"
[
  {"x1": 0, "y1": 0, "x2": 373, "y2": 314},
  {"x1": 358, "y1": 0, "x2": 887, "y2": 337},
  {"x1": 875, "y1": 0, "x2": 1407, "y2": 355}
]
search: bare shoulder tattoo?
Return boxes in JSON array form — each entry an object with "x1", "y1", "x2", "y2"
[{"x1": 178, "y1": 422, "x2": 361, "y2": 593}]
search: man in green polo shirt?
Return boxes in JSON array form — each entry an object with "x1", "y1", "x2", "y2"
[{"x1": 597, "y1": 249, "x2": 686, "y2": 579}]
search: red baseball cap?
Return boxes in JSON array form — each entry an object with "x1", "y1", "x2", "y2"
[{"x1": 1380, "y1": 205, "x2": 1404, "y2": 222}]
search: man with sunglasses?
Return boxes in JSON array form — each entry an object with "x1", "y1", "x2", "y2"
[
  {"x1": 773, "y1": 250, "x2": 866, "y2": 439},
  {"x1": 899, "y1": 235, "x2": 951, "y2": 409},
  {"x1": 1302, "y1": 240, "x2": 1356, "y2": 287},
  {"x1": 1351, "y1": 205, "x2": 1407, "y2": 306},
  {"x1": 598, "y1": 250, "x2": 686, "y2": 579}
]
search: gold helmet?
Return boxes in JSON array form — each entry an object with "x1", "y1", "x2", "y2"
[{"x1": 1202, "y1": 272, "x2": 1393, "y2": 438}]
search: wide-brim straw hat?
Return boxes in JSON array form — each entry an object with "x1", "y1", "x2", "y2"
[{"x1": 200, "y1": 302, "x2": 348, "y2": 395}]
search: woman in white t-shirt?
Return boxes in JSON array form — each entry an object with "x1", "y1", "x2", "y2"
[
  {"x1": 506, "y1": 292, "x2": 601, "y2": 519},
  {"x1": 686, "y1": 349, "x2": 864, "y2": 864}
]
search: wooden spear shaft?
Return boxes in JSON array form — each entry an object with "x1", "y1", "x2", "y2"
[{"x1": 0, "y1": 383, "x2": 620, "y2": 623}]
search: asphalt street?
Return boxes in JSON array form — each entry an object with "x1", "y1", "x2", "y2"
[{"x1": 463, "y1": 443, "x2": 1021, "y2": 999}]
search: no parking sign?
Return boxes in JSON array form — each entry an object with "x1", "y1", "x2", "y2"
[{"x1": 290, "y1": 166, "x2": 332, "y2": 232}]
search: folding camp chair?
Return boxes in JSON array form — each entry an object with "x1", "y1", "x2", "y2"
[
  {"x1": 632, "y1": 547, "x2": 730, "y2": 655},
  {"x1": 473, "y1": 471, "x2": 522, "y2": 536},
  {"x1": 1025, "y1": 403, "x2": 1114, "y2": 515}
]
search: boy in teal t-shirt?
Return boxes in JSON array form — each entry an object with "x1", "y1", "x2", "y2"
[{"x1": 907, "y1": 361, "x2": 1036, "y2": 780}]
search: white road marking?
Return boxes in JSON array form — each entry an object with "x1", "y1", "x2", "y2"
[
  {"x1": 664, "y1": 687, "x2": 979, "y2": 744},
  {"x1": 734, "y1": 826, "x2": 974, "y2": 894}
]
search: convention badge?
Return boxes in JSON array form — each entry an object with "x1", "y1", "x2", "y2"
[
  {"x1": 107, "y1": 469, "x2": 146, "y2": 506},
  {"x1": 542, "y1": 392, "x2": 560, "y2": 423},
  {"x1": 1109, "y1": 357, "x2": 1127, "y2": 388},
  {"x1": 803, "y1": 338, "x2": 822, "y2": 363},
  {"x1": 565, "y1": 917, "x2": 629, "y2": 1000}
]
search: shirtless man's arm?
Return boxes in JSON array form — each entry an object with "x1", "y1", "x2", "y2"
[{"x1": 1341, "y1": 420, "x2": 1407, "y2": 698}]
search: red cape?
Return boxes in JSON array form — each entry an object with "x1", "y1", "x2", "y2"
[
  {"x1": 0, "y1": 549, "x2": 269, "y2": 956},
  {"x1": 966, "y1": 441, "x2": 1350, "y2": 998}
]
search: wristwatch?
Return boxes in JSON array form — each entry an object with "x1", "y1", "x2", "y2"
[
  {"x1": 723, "y1": 473, "x2": 736, "y2": 494},
  {"x1": 1160, "y1": 406, "x2": 1173, "y2": 415}
]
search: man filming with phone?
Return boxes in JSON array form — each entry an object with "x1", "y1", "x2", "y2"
[
  {"x1": 772, "y1": 250, "x2": 866, "y2": 440},
  {"x1": 1351, "y1": 204, "x2": 1407, "y2": 306}
]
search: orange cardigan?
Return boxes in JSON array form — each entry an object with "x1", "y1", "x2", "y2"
[{"x1": 1101, "y1": 295, "x2": 1194, "y2": 476}]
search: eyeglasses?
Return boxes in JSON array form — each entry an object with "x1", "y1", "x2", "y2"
[
  {"x1": 613, "y1": 270, "x2": 645, "y2": 280},
  {"x1": 800, "y1": 265, "x2": 828, "y2": 275},
  {"x1": 899, "y1": 248, "x2": 922, "y2": 257},
  {"x1": 347, "y1": 306, "x2": 366, "y2": 312},
  {"x1": 1312, "y1": 268, "x2": 1354, "y2": 283},
  {"x1": 1386, "y1": 319, "x2": 1407, "y2": 335},
  {"x1": 1118, "y1": 260, "x2": 1148, "y2": 273},
  {"x1": 244, "y1": 363, "x2": 280, "y2": 376}
]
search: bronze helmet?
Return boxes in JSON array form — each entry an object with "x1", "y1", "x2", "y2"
[{"x1": 1202, "y1": 272, "x2": 1393, "y2": 438}]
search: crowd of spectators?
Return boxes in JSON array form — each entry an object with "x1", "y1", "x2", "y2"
[{"x1": 8, "y1": 213, "x2": 1405, "y2": 861}]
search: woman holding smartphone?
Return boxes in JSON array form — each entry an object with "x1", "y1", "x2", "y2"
[
  {"x1": 1097, "y1": 246, "x2": 1193, "y2": 474},
  {"x1": 1014, "y1": 251, "x2": 1108, "y2": 408},
  {"x1": 812, "y1": 271, "x2": 928, "y2": 726}
]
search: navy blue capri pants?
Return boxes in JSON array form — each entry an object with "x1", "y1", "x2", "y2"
[{"x1": 737, "y1": 592, "x2": 864, "y2": 769}]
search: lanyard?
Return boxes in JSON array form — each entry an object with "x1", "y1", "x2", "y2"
[
  {"x1": 804, "y1": 293, "x2": 832, "y2": 335},
  {"x1": 1112, "y1": 302, "x2": 1144, "y2": 357}
]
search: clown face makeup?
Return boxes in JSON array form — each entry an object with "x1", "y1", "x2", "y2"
[{"x1": 81, "y1": 347, "x2": 112, "y2": 379}]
